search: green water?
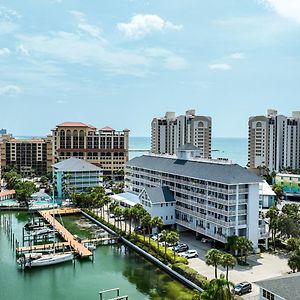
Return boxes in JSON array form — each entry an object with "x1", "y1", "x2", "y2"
[{"x1": 0, "y1": 212, "x2": 194, "y2": 300}]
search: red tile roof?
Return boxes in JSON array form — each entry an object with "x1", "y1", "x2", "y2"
[
  {"x1": 0, "y1": 190, "x2": 16, "y2": 196},
  {"x1": 57, "y1": 122, "x2": 96, "y2": 129},
  {"x1": 100, "y1": 126, "x2": 115, "y2": 131}
]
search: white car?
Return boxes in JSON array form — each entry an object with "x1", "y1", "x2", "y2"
[{"x1": 180, "y1": 250, "x2": 198, "y2": 259}]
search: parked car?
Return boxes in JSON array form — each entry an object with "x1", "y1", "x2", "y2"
[
  {"x1": 109, "y1": 213, "x2": 115, "y2": 218},
  {"x1": 173, "y1": 243, "x2": 189, "y2": 253},
  {"x1": 115, "y1": 216, "x2": 125, "y2": 221},
  {"x1": 180, "y1": 250, "x2": 198, "y2": 259},
  {"x1": 233, "y1": 282, "x2": 252, "y2": 295}
]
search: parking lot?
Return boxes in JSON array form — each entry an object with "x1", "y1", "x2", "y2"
[{"x1": 179, "y1": 231, "x2": 290, "y2": 299}]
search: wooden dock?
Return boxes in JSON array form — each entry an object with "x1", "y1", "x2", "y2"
[{"x1": 38, "y1": 209, "x2": 93, "y2": 258}]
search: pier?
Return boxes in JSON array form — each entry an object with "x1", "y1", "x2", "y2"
[{"x1": 38, "y1": 208, "x2": 92, "y2": 257}]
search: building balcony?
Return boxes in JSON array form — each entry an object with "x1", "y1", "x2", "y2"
[{"x1": 176, "y1": 219, "x2": 227, "y2": 243}]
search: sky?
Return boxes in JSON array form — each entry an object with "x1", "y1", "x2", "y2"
[{"x1": 0, "y1": 0, "x2": 300, "y2": 137}]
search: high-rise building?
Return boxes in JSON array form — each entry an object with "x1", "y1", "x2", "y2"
[
  {"x1": 248, "y1": 109, "x2": 300, "y2": 173},
  {"x1": 0, "y1": 129, "x2": 7, "y2": 135},
  {"x1": 51, "y1": 122, "x2": 129, "y2": 178},
  {"x1": 0, "y1": 135, "x2": 53, "y2": 176},
  {"x1": 151, "y1": 109, "x2": 212, "y2": 158}
]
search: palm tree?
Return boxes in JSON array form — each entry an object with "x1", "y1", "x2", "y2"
[
  {"x1": 113, "y1": 206, "x2": 123, "y2": 230},
  {"x1": 205, "y1": 249, "x2": 222, "y2": 279},
  {"x1": 200, "y1": 274, "x2": 234, "y2": 300},
  {"x1": 102, "y1": 196, "x2": 111, "y2": 222},
  {"x1": 287, "y1": 237, "x2": 300, "y2": 252},
  {"x1": 167, "y1": 231, "x2": 179, "y2": 262},
  {"x1": 122, "y1": 207, "x2": 130, "y2": 234},
  {"x1": 220, "y1": 253, "x2": 236, "y2": 281},
  {"x1": 288, "y1": 249, "x2": 300, "y2": 273},
  {"x1": 266, "y1": 205, "x2": 280, "y2": 251},
  {"x1": 160, "y1": 230, "x2": 169, "y2": 262},
  {"x1": 151, "y1": 216, "x2": 164, "y2": 249},
  {"x1": 141, "y1": 213, "x2": 151, "y2": 242},
  {"x1": 236, "y1": 237, "x2": 253, "y2": 264}
]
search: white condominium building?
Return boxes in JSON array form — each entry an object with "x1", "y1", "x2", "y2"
[
  {"x1": 151, "y1": 109, "x2": 212, "y2": 158},
  {"x1": 248, "y1": 109, "x2": 300, "y2": 172},
  {"x1": 125, "y1": 148, "x2": 263, "y2": 249}
]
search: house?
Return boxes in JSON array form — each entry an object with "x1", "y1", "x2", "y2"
[{"x1": 255, "y1": 272, "x2": 300, "y2": 300}]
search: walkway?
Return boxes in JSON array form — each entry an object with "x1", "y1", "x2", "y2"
[{"x1": 38, "y1": 209, "x2": 92, "y2": 258}]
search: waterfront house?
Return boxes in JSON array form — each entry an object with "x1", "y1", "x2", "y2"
[
  {"x1": 275, "y1": 173, "x2": 300, "y2": 200},
  {"x1": 0, "y1": 189, "x2": 16, "y2": 201},
  {"x1": 259, "y1": 181, "x2": 276, "y2": 208}
]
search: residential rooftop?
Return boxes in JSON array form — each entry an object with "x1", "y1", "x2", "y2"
[
  {"x1": 127, "y1": 154, "x2": 262, "y2": 185},
  {"x1": 255, "y1": 272, "x2": 300, "y2": 300},
  {"x1": 52, "y1": 157, "x2": 102, "y2": 172},
  {"x1": 144, "y1": 186, "x2": 175, "y2": 203}
]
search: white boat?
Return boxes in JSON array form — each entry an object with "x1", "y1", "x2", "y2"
[
  {"x1": 31, "y1": 227, "x2": 55, "y2": 236},
  {"x1": 84, "y1": 242, "x2": 96, "y2": 251},
  {"x1": 18, "y1": 252, "x2": 73, "y2": 268}
]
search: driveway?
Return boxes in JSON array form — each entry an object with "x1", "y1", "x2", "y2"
[{"x1": 179, "y1": 231, "x2": 290, "y2": 300}]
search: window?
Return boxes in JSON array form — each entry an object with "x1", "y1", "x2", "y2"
[
  {"x1": 262, "y1": 289, "x2": 274, "y2": 300},
  {"x1": 166, "y1": 216, "x2": 168, "y2": 220}
]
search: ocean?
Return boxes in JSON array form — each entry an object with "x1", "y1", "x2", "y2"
[{"x1": 129, "y1": 137, "x2": 248, "y2": 167}]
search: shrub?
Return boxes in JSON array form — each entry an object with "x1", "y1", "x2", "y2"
[{"x1": 172, "y1": 263, "x2": 209, "y2": 289}]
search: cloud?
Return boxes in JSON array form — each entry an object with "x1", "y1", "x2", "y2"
[
  {"x1": 0, "y1": 6, "x2": 20, "y2": 34},
  {"x1": 263, "y1": 0, "x2": 300, "y2": 24},
  {"x1": 56, "y1": 99, "x2": 67, "y2": 104},
  {"x1": 0, "y1": 84, "x2": 21, "y2": 96},
  {"x1": 0, "y1": 47, "x2": 10, "y2": 56},
  {"x1": 117, "y1": 14, "x2": 182, "y2": 39},
  {"x1": 208, "y1": 63, "x2": 232, "y2": 70},
  {"x1": 17, "y1": 31, "x2": 149, "y2": 76},
  {"x1": 17, "y1": 44, "x2": 29, "y2": 56},
  {"x1": 143, "y1": 47, "x2": 189, "y2": 70},
  {"x1": 230, "y1": 52, "x2": 245, "y2": 59}
]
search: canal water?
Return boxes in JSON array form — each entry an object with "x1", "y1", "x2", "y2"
[{"x1": 0, "y1": 212, "x2": 194, "y2": 300}]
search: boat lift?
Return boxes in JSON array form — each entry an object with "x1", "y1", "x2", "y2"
[{"x1": 99, "y1": 288, "x2": 128, "y2": 300}]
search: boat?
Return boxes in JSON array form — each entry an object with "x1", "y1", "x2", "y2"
[
  {"x1": 18, "y1": 252, "x2": 73, "y2": 268},
  {"x1": 31, "y1": 227, "x2": 55, "y2": 237},
  {"x1": 18, "y1": 188, "x2": 73, "y2": 268},
  {"x1": 84, "y1": 242, "x2": 96, "y2": 251}
]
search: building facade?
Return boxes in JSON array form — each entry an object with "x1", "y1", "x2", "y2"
[
  {"x1": 151, "y1": 109, "x2": 212, "y2": 158},
  {"x1": 53, "y1": 157, "x2": 103, "y2": 198},
  {"x1": 275, "y1": 173, "x2": 300, "y2": 200},
  {"x1": 259, "y1": 181, "x2": 276, "y2": 209},
  {"x1": 111, "y1": 187, "x2": 176, "y2": 225},
  {"x1": 125, "y1": 149, "x2": 263, "y2": 248},
  {"x1": 51, "y1": 122, "x2": 129, "y2": 178},
  {"x1": 248, "y1": 109, "x2": 300, "y2": 173},
  {"x1": 0, "y1": 135, "x2": 53, "y2": 176}
]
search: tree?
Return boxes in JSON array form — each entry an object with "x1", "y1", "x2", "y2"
[
  {"x1": 15, "y1": 181, "x2": 38, "y2": 201},
  {"x1": 141, "y1": 213, "x2": 151, "y2": 242},
  {"x1": 278, "y1": 214, "x2": 299, "y2": 239},
  {"x1": 205, "y1": 249, "x2": 222, "y2": 279},
  {"x1": 282, "y1": 203, "x2": 300, "y2": 220},
  {"x1": 226, "y1": 235, "x2": 239, "y2": 255},
  {"x1": 236, "y1": 237, "x2": 253, "y2": 264},
  {"x1": 273, "y1": 184, "x2": 283, "y2": 200},
  {"x1": 160, "y1": 230, "x2": 169, "y2": 262},
  {"x1": 151, "y1": 216, "x2": 164, "y2": 249},
  {"x1": 122, "y1": 207, "x2": 130, "y2": 234},
  {"x1": 220, "y1": 253, "x2": 236, "y2": 281},
  {"x1": 200, "y1": 274, "x2": 234, "y2": 300},
  {"x1": 286, "y1": 237, "x2": 300, "y2": 252},
  {"x1": 167, "y1": 231, "x2": 179, "y2": 262},
  {"x1": 266, "y1": 205, "x2": 280, "y2": 251},
  {"x1": 288, "y1": 249, "x2": 300, "y2": 273},
  {"x1": 113, "y1": 206, "x2": 123, "y2": 229}
]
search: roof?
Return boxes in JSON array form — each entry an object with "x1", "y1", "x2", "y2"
[
  {"x1": 100, "y1": 126, "x2": 115, "y2": 131},
  {"x1": 260, "y1": 181, "x2": 276, "y2": 196},
  {"x1": 177, "y1": 143, "x2": 200, "y2": 151},
  {"x1": 31, "y1": 190, "x2": 51, "y2": 198},
  {"x1": 127, "y1": 155, "x2": 263, "y2": 185},
  {"x1": 143, "y1": 186, "x2": 175, "y2": 204},
  {"x1": 53, "y1": 157, "x2": 102, "y2": 172},
  {"x1": 110, "y1": 192, "x2": 140, "y2": 207},
  {"x1": 0, "y1": 190, "x2": 16, "y2": 196},
  {"x1": 277, "y1": 173, "x2": 300, "y2": 178},
  {"x1": 255, "y1": 273, "x2": 300, "y2": 300},
  {"x1": 56, "y1": 122, "x2": 96, "y2": 129}
]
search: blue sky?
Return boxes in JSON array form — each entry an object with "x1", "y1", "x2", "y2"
[{"x1": 0, "y1": 0, "x2": 300, "y2": 137}]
